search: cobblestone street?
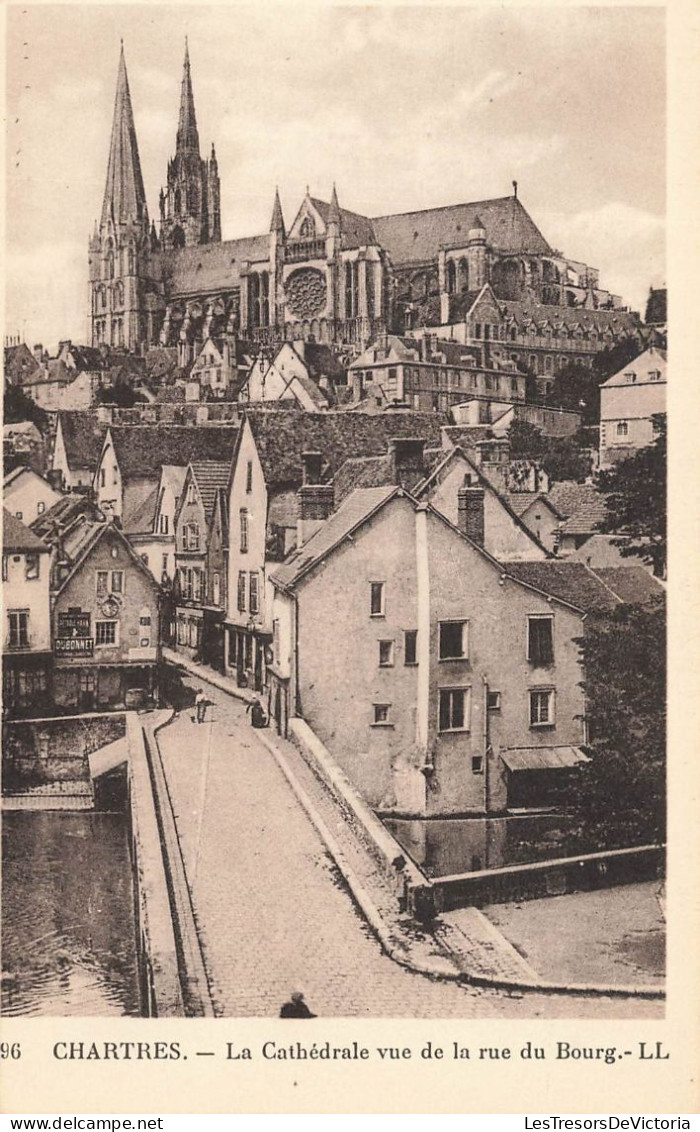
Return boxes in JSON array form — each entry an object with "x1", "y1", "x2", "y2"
[{"x1": 156, "y1": 672, "x2": 662, "y2": 1019}]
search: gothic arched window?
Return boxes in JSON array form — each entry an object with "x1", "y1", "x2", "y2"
[
  {"x1": 174, "y1": 188, "x2": 182, "y2": 214},
  {"x1": 345, "y1": 261, "x2": 359, "y2": 319},
  {"x1": 446, "y1": 260, "x2": 456, "y2": 295},
  {"x1": 260, "y1": 272, "x2": 270, "y2": 327},
  {"x1": 114, "y1": 281, "x2": 124, "y2": 308},
  {"x1": 300, "y1": 217, "x2": 315, "y2": 238},
  {"x1": 172, "y1": 226, "x2": 185, "y2": 249},
  {"x1": 106, "y1": 252, "x2": 115, "y2": 281}
]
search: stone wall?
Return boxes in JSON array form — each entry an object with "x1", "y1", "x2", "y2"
[{"x1": 2, "y1": 713, "x2": 126, "y2": 792}]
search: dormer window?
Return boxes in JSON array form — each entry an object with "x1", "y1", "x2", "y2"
[{"x1": 625, "y1": 372, "x2": 637, "y2": 383}]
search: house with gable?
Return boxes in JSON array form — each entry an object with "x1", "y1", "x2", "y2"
[
  {"x1": 128, "y1": 464, "x2": 188, "y2": 585},
  {"x1": 224, "y1": 409, "x2": 446, "y2": 691},
  {"x1": 333, "y1": 441, "x2": 548, "y2": 562},
  {"x1": 599, "y1": 345, "x2": 666, "y2": 467},
  {"x1": 268, "y1": 486, "x2": 598, "y2": 816},
  {"x1": 188, "y1": 335, "x2": 255, "y2": 401},
  {"x1": 50, "y1": 517, "x2": 162, "y2": 712},
  {"x1": 51, "y1": 411, "x2": 109, "y2": 491},
  {"x1": 2, "y1": 511, "x2": 52, "y2": 717},
  {"x1": 172, "y1": 460, "x2": 230, "y2": 665},
  {"x1": 93, "y1": 424, "x2": 238, "y2": 526},
  {"x1": 4, "y1": 466, "x2": 62, "y2": 525},
  {"x1": 240, "y1": 341, "x2": 343, "y2": 411}
]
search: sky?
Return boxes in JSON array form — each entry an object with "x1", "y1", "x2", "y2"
[{"x1": 5, "y1": 3, "x2": 665, "y2": 352}]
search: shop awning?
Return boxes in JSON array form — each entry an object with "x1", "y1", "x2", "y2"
[{"x1": 501, "y1": 746, "x2": 590, "y2": 773}]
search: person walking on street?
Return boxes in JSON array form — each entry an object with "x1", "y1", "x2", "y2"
[{"x1": 195, "y1": 688, "x2": 207, "y2": 724}]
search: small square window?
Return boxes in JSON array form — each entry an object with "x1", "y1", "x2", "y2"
[
  {"x1": 372, "y1": 703, "x2": 391, "y2": 725},
  {"x1": 370, "y1": 581, "x2": 385, "y2": 617},
  {"x1": 487, "y1": 690, "x2": 501, "y2": 711},
  {"x1": 439, "y1": 620, "x2": 468, "y2": 660},
  {"x1": 530, "y1": 688, "x2": 555, "y2": 727},
  {"x1": 37, "y1": 501, "x2": 45, "y2": 515},
  {"x1": 25, "y1": 554, "x2": 39, "y2": 580},
  {"x1": 378, "y1": 640, "x2": 395, "y2": 667},
  {"x1": 404, "y1": 629, "x2": 418, "y2": 666},
  {"x1": 471, "y1": 755, "x2": 484, "y2": 774}
]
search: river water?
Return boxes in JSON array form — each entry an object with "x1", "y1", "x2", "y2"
[{"x1": 2, "y1": 811, "x2": 141, "y2": 1016}]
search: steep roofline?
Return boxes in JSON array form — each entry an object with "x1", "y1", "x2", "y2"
[{"x1": 54, "y1": 520, "x2": 161, "y2": 598}]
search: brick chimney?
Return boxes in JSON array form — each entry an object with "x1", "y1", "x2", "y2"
[
  {"x1": 33, "y1": 344, "x2": 43, "y2": 362},
  {"x1": 301, "y1": 450, "x2": 324, "y2": 485},
  {"x1": 457, "y1": 475, "x2": 485, "y2": 546},
  {"x1": 389, "y1": 437, "x2": 426, "y2": 489},
  {"x1": 297, "y1": 483, "x2": 334, "y2": 546}
]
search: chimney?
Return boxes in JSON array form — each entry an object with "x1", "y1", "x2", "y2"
[
  {"x1": 297, "y1": 483, "x2": 334, "y2": 546},
  {"x1": 46, "y1": 468, "x2": 63, "y2": 492},
  {"x1": 33, "y1": 344, "x2": 43, "y2": 362},
  {"x1": 301, "y1": 450, "x2": 323, "y2": 485},
  {"x1": 457, "y1": 475, "x2": 485, "y2": 546},
  {"x1": 389, "y1": 437, "x2": 426, "y2": 488}
]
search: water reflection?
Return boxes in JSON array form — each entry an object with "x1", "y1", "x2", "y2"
[
  {"x1": 384, "y1": 813, "x2": 647, "y2": 879},
  {"x1": 2, "y1": 812, "x2": 140, "y2": 1016}
]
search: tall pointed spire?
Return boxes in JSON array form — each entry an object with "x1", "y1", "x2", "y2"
[
  {"x1": 328, "y1": 182, "x2": 340, "y2": 226},
  {"x1": 176, "y1": 37, "x2": 200, "y2": 155},
  {"x1": 270, "y1": 186, "x2": 285, "y2": 235},
  {"x1": 101, "y1": 43, "x2": 148, "y2": 228}
]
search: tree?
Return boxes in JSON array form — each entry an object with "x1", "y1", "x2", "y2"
[
  {"x1": 506, "y1": 419, "x2": 591, "y2": 484},
  {"x1": 576, "y1": 597, "x2": 666, "y2": 841},
  {"x1": 548, "y1": 362, "x2": 601, "y2": 425},
  {"x1": 592, "y1": 338, "x2": 642, "y2": 383},
  {"x1": 3, "y1": 384, "x2": 49, "y2": 433},
  {"x1": 598, "y1": 415, "x2": 666, "y2": 576}
]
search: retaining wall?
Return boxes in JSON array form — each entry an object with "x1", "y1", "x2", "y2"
[
  {"x1": 2, "y1": 713, "x2": 125, "y2": 792},
  {"x1": 125, "y1": 713, "x2": 185, "y2": 1017},
  {"x1": 432, "y1": 844, "x2": 664, "y2": 910}
]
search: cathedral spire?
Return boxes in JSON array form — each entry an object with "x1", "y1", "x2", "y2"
[
  {"x1": 270, "y1": 186, "x2": 285, "y2": 235},
  {"x1": 101, "y1": 43, "x2": 148, "y2": 228},
  {"x1": 176, "y1": 38, "x2": 200, "y2": 155},
  {"x1": 328, "y1": 182, "x2": 340, "y2": 226}
]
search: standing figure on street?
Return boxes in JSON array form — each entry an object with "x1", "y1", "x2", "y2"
[
  {"x1": 246, "y1": 696, "x2": 268, "y2": 729},
  {"x1": 195, "y1": 688, "x2": 207, "y2": 724}
]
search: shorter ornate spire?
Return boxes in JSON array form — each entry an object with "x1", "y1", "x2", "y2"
[{"x1": 328, "y1": 182, "x2": 340, "y2": 226}]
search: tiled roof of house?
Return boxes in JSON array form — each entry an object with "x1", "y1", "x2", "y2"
[
  {"x1": 245, "y1": 409, "x2": 447, "y2": 489},
  {"x1": 441, "y1": 424, "x2": 494, "y2": 450},
  {"x1": 57, "y1": 411, "x2": 109, "y2": 471},
  {"x1": 123, "y1": 484, "x2": 159, "y2": 535},
  {"x1": 600, "y1": 345, "x2": 667, "y2": 388},
  {"x1": 144, "y1": 346, "x2": 181, "y2": 382},
  {"x1": 271, "y1": 486, "x2": 397, "y2": 590},
  {"x1": 3, "y1": 509, "x2": 50, "y2": 553},
  {"x1": 350, "y1": 336, "x2": 421, "y2": 368},
  {"x1": 292, "y1": 374, "x2": 331, "y2": 411},
  {"x1": 567, "y1": 534, "x2": 632, "y2": 568},
  {"x1": 162, "y1": 234, "x2": 270, "y2": 297},
  {"x1": 30, "y1": 493, "x2": 100, "y2": 539},
  {"x1": 372, "y1": 196, "x2": 552, "y2": 266},
  {"x1": 54, "y1": 519, "x2": 160, "y2": 598},
  {"x1": 591, "y1": 566, "x2": 665, "y2": 606},
  {"x1": 503, "y1": 560, "x2": 620, "y2": 615},
  {"x1": 311, "y1": 198, "x2": 377, "y2": 250},
  {"x1": 503, "y1": 492, "x2": 557, "y2": 518},
  {"x1": 190, "y1": 461, "x2": 231, "y2": 521},
  {"x1": 502, "y1": 299, "x2": 639, "y2": 334},
  {"x1": 544, "y1": 482, "x2": 609, "y2": 535},
  {"x1": 67, "y1": 345, "x2": 106, "y2": 371},
  {"x1": 4, "y1": 343, "x2": 41, "y2": 384},
  {"x1": 108, "y1": 425, "x2": 238, "y2": 480}
]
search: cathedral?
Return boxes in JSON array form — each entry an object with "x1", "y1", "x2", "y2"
[{"x1": 89, "y1": 44, "x2": 628, "y2": 359}]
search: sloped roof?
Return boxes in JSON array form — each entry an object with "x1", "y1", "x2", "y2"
[
  {"x1": 503, "y1": 298, "x2": 639, "y2": 334},
  {"x1": 351, "y1": 336, "x2": 420, "y2": 368},
  {"x1": 310, "y1": 198, "x2": 377, "y2": 249},
  {"x1": 57, "y1": 412, "x2": 109, "y2": 471},
  {"x1": 67, "y1": 345, "x2": 106, "y2": 371},
  {"x1": 591, "y1": 566, "x2": 665, "y2": 606},
  {"x1": 144, "y1": 346, "x2": 180, "y2": 381},
  {"x1": 244, "y1": 409, "x2": 447, "y2": 489},
  {"x1": 441, "y1": 424, "x2": 494, "y2": 450},
  {"x1": 567, "y1": 534, "x2": 633, "y2": 568},
  {"x1": 600, "y1": 345, "x2": 667, "y2": 388},
  {"x1": 503, "y1": 560, "x2": 619, "y2": 615},
  {"x1": 502, "y1": 746, "x2": 589, "y2": 772},
  {"x1": 107, "y1": 425, "x2": 238, "y2": 480},
  {"x1": 547, "y1": 482, "x2": 608, "y2": 522},
  {"x1": 30, "y1": 493, "x2": 100, "y2": 539},
  {"x1": 372, "y1": 196, "x2": 552, "y2": 265},
  {"x1": 162, "y1": 234, "x2": 269, "y2": 297},
  {"x1": 4, "y1": 343, "x2": 41, "y2": 383},
  {"x1": 123, "y1": 484, "x2": 159, "y2": 535},
  {"x1": 55, "y1": 520, "x2": 160, "y2": 598},
  {"x1": 271, "y1": 486, "x2": 397, "y2": 590},
  {"x1": 292, "y1": 374, "x2": 330, "y2": 411},
  {"x1": 504, "y1": 492, "x2": 558, "y2": 518},
  {"x1": 3, "y1": 509, "x2": 50, "y2": 553},
  {"x1": 190, "y1": 461, "x2": 231, "y2": 520}
]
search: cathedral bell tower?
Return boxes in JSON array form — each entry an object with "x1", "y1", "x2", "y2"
[
  {"x1": 88, "y1": 44, "x2": 151, "y2": 351},
  {"x1": 160, "y1": 40, "x2": 221, "y2": 249}
]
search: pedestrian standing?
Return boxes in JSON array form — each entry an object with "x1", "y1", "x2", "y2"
[{"x1": 195, "y1": 688, "x2": 207, "y2": 724}]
